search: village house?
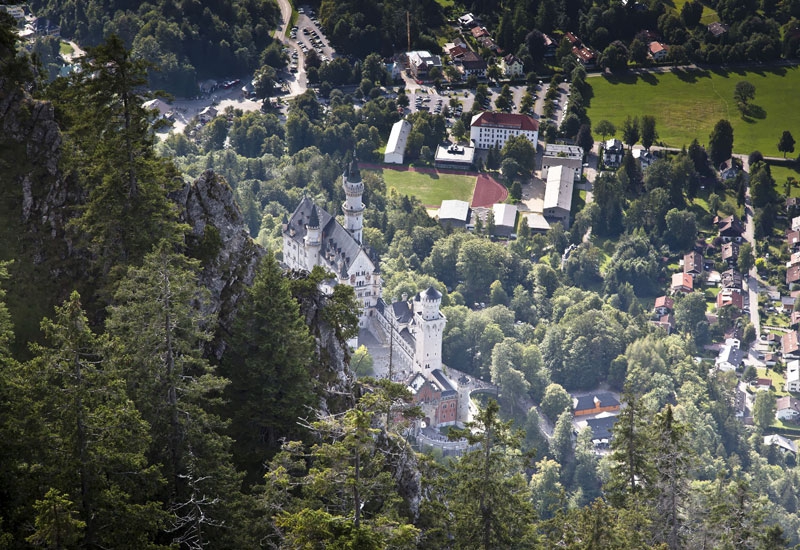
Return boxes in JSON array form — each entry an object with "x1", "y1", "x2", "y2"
[
  {"x1": 583, "y1": 415, "x2": 618, "y2": 451},
  {"x1": 654, "y1": 295, "x2": 674, "y2": 316},
  {"x1": 788, "y1": 264, "x2": 800, "y2": 288},
  {"x1": 787, "y1": 229, "x2": 800, "y2": 252},
  {"x1": 542, "y1": 33, "x2": 558, "y2": 57},
  {"x1": 648, "y1": 41, "x2": 669, "y2": 61},
  {"x1": 603, "y1": 138, "x2": 625, "y2": 168},
  {"x1": 754, "y1": 378, "x2": 773, "y2": 392},
  {"x1": 786, "y1": 360, "x2": 800, "y2": 393},
  {"x1": 632, "y1": 148, "x2": 657, "y2": 170},
  {"x1": 458, "y1": 12, "x2": 477, "y2": 29},
  {"x1": 651, "y1": 313, "x2": 675, "y2": 334},
  {"x1": 453, "y1": 50, "x2": 487, "y2": 78},
  {"x1": 782, "y1": 331, "x2": 800, "y2": 360},
  {"x1": 716, "y1": 343, "x2": 745, "y2": 372},
  {"x1": 720, "y1": 269, "x2": 743, "y2": 291},
  {"x1": 716, "y1": 215, "x2": 744, "y2": 242},
  {"x1": 500, "y1": 54, "x2": 524, "y2": 78},
  {"x1": 764, "y1": 434, "x2": 797, "y2": 455},
  {"x1": 719, "y1": 158, "x2": 739, "y2": 180},
  {"x1": 708, "y1": 21, "x2": 729, "y2": 37},
  {"x1": 470, "y1": 111, "x2": 539, "y2": 150},
  {"x1": 716, "y1": 288, "x2": 744, "y2": 311},
  {"x1": 671, "y1": 272, "x2": 694, "y2": 293},
  {"x1": 721, "y1": 242, "x2": 740, "y2": 267},
  {"x1": 573, "y1": 392, "x2": 621, "y2": 416},
  {"x1": 776, "y1": 396, "x2": 800, "y2": 421},
  {"x1": 683, "y1": 251, "x2": 704, "y2": 278}
]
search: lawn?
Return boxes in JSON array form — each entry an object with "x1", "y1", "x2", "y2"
[
  {"x1": 586, "y1": 66, "x2": 800, "y2": 157},
  {"x1": 59, "y1": 41, "x2": 73, "y2": 56},
  {"x1": 667, "y1": 0, "x2": 719, "y2": 25},
  {"x1": 366, "y1": 168, "x2": 476, "y2": 206},
  {"x1": 769, "y1": 163, "x2": 800, "y2": 196}
]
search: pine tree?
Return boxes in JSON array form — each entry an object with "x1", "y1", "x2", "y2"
[
  {"x1": 23, "y1": 292, "x2": 165, "y2": 548},
  {"x1": 263, "y1": 382, "x2": 421, "y2": 549},
  {"x1": 106, "y1": 242, "x2": 244, "y2": 547},
  {"x1": 649, "y1": 404, "x2": 692, "y2": 550},
  {"x1": 219, "y1": 251, "x2": 317, "y2": 483},
  {"x1": 49, "y1": 35, "x2": 184, "y2": 272},
  {"x1": 446, "y1": 400, "x2": 538, "y2": 549},
  {"x1": 605, "y1": 390, "x2": 653, "y2": 508}
]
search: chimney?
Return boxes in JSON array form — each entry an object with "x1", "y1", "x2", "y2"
[{"x1": 593, "y1": 396, "x2": 601, "y2": 408}]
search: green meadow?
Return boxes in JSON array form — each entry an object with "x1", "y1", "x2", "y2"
[
  {"x1": 365, "y1": 168, "x2": 476, "y2": 206},
  {"x1": 585, "y1": 66, "x2": 800, "y2": 157}
]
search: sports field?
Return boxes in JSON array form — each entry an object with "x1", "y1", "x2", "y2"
[
  {"x1": 585, "y1": 66, "x2": 800, "y2": 157},
  {"x1": 366, "y1": 167, "x2": 477, "y2": 206}
]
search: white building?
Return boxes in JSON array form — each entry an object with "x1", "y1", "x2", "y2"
[
  {"x1": 438, "y1": 199, "x2": 472, "y2": 230},
  {"x1": 786, "y1": 360, "x2": 800, "y2": 393},
  {"x1": 542, "y1": 144, "x2": 583, "y2": 179},
  {"x1": 384, "y1": 119, "x2": 412, "y2": 164},
  {"x1": 543, "y1": 165, "x2": 575, "y2": 229},
  {"x1": 470, "y1": 112, "x2": 539, "y2": 151},
  {"x1": 500, "y1": 54, "x2": 524, "y2": 78},
  {"x1": 492, "y1": 203, "x2": 517, "y2": 237},
  {"x1": 282, "y1": 160, "x2": 381, "y2": 327},
  {"x1": 407, "y1": 50, "x2": 442, "y2": 79},
  {"x1": 376, "y1": 287, "x2": 447, "y2": 372}
]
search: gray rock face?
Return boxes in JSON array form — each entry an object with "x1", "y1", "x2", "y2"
[{"x1": 171, "y1": 170, "x2": 265, "y2": 359}]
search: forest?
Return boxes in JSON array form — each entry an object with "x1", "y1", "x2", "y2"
[
  {"x1": 27, "y1": 0, "x2": 282, "y2": 95},
  {"x1": 2, "y1": 7, "x2": 800, "y2": 550}
]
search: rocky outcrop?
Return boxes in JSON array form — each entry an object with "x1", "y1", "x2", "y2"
[{"x1": 171, "y1": 169, "x2": 265, "y2": 359}]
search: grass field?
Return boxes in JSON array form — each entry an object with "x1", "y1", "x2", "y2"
[
  {"x1": 366, "y1": 168, "x2": 476, "y2": 206},
  {"x1": 586, "y1": 66, "x2": 800, "y2": 157},
  {"x1": 667, "y1": 0, "x2": 719, "y2": 24},
  {"x1": 59, "y1": 41, "x2": 73, "y2": 56}
]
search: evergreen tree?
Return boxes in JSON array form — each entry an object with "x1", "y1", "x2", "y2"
[
  {"x1": 219, "y1": 252, "x2": 317, "y2": 483},
  {"x1": 446, "y1": 400, "x2": 538, "y2": 549},
  {"x1": 606, "y1": 390, "x2": 653, "y2": 507},
  {"x1": 263, "y1": 381, "x2": 420, "y2": 549},
  {"x1": 106, "y1": 242, "x2": 244, "y2": 547},
  {"x1": 49, "y1": 36, "x2": 183, "y2": 273},
  {"x1": 23, "y1": 292, "x2": 165, "y2": 548},
  {"x1": 649, "y1": 405, "x2": 692, "y2": 550}
]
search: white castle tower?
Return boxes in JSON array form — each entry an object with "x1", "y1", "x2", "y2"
[
  {"x1": 342, "y1": 158, "x2": 365, "y2": 244},
  {"x1": 413, "y1": 287, "x2": 447, "y2": 371},
  {"x1": 301, "y1": 204, "x2": 321, "y2": 270}
]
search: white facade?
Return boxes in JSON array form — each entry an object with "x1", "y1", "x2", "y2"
[
  {"x1": 376, "y1": 288, "x2": 446, "y2": 373},
  {"x1": 384, "y1": 119, "x2": 412, "y2": 164},
  {"x1": 470, "y1": 112, "x2": 539, "y2": 151},
  {"x1": 282, "y1": 160, "x2": 380, "y2": 327},
  {"x1": 787, "y1": 360, "x2": 800, "y2": 393},
  {"x1": 543, "y1": 165, "x2": 575, "y2": 229}
]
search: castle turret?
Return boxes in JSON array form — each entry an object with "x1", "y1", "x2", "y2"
[
  {"x1": 303, "y1": 204, "x2": 321, "y2": 269},
  {"x1": 342, "y1": 158, "x2": 365, "y2": 244},
  {"x1": 414, "y1": 287, "x2": 447, "y2": 370}
]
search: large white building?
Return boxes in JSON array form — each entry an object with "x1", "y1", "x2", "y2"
[
  {"x1": 470, "y1": 112, "x2": 539, "y2": 151},
  {"x1": 384, "y1": 119, "x2": 412, "y2": 164},
  {"x1": 543, "y1": 165, "x2": 575, "y2": 229},
  {"x1": 282, "y1": 160, "x2": 381, "y2": 326}
]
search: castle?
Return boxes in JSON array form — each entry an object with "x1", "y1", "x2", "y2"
[{"x1": 282, "y1": 160, "x2": 454, "y2": 425}]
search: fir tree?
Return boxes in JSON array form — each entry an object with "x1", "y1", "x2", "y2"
[{"x1": 219, "y1": 252, "x2": 317, "y2": 483}]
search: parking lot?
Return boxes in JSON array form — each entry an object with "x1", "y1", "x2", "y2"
[{"x1": 287, "y1": 7, "x2": 337, "y2": 71}]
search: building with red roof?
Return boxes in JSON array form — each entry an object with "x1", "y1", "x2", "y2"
[{"x1": 470, "y1": 111, "x2": 539, "y2": 150}]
